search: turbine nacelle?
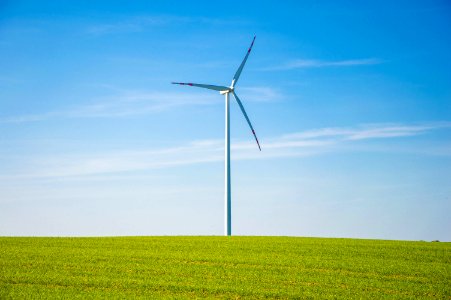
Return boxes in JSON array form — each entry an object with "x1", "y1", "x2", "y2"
[{"x1": 220, "y1": 88, "x2": 233, "y2": 95}]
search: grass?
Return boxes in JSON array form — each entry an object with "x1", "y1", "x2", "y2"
[{"x1": 0, "y1": 236, "x2": 450, "y2": 299}]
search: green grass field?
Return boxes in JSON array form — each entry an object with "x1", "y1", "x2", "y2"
[{"x1": 0, "y1": 236, "x2": 449, "y2": 299}]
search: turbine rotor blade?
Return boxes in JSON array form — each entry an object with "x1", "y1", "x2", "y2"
[
  {"x1": 231, "y1": 36, "x2": 256, "y2": 88},
  {"x1": 232, "y1": 92, "x2": 261, "y2": 151},
  {"x1": 172, "y1": 82, "x2": 230, "y2": 92}
]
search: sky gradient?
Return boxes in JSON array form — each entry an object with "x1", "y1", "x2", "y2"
[{"x1": 1, "y1": 1, "x2": 450, "y2": 240}]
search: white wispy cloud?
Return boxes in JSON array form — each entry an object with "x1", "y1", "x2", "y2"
[
  {"x1": 0, "y1": 90, "x2": 220, "y2": 123},
  {"x1": 2, "y1": 122, "x2": 449, "y2": 180},
  {"x1": 238, "y1": 86, "x2": 281, "y2": 103},
  {"x1": 86, "y1": 15, "x2": 248, "y2": 35},
  {"x1": 282, "y1": 123, "x2": 448, "y2": 141},
  {"x1": 68, "y1": 91, "x2": 220, "y2": 118},
  {"x1": 265, "y1": 58, "x2": 383, "y2": 71},
  {"x1": 1, "y1": 86, "x2": 280, "y2": 124},
  {"x1": 86, "y1": 16, "x2": 172, "y2": 35}
]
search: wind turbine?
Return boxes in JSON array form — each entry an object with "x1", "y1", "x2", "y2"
[{"x1": 172, "y1": 36, "x2": 261, "y2": 236}]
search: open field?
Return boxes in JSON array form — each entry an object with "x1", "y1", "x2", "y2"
[{"x1": 0, "y1": 236, "x2": 450, "y2": 299}]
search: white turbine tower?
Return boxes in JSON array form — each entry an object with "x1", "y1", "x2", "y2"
[{"x1": 172, "y1": 36, "x2": 261, "y2": 236}]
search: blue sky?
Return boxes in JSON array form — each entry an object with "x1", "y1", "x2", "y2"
[{"x1": 1, "y1": 1, "x2": 450, "y2": 240}]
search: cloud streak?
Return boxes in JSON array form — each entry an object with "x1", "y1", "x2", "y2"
[
  {"x1": 2, "y1": 122, "x2": 449, "y2": 180},
  {"x1": 0, "y1": 86, "x2": 279, "y2": 124},
  {"x1": 282, "y1": 123, "x2": 446, "y2": 141},
  {"x1": 0, "y1": 91, "x2": 218, "y2": 124},
  {"x1": 86, "y1": 15, "x2": 248, "y2": 35},
  {"x1": 265, "y1": 58, "x2": 383, "y2": 71},
  {"x1": 86, "y1": 16, "x2": 173, "y2": 35}
]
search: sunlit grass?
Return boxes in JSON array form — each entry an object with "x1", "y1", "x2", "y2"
[{"x1": 1, "y1": 236, "x2": 449, "y2": 299}]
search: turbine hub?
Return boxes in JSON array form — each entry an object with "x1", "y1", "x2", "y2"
[{"x1": 220, "y1": 87, "x2": 233, "y2": 95}]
